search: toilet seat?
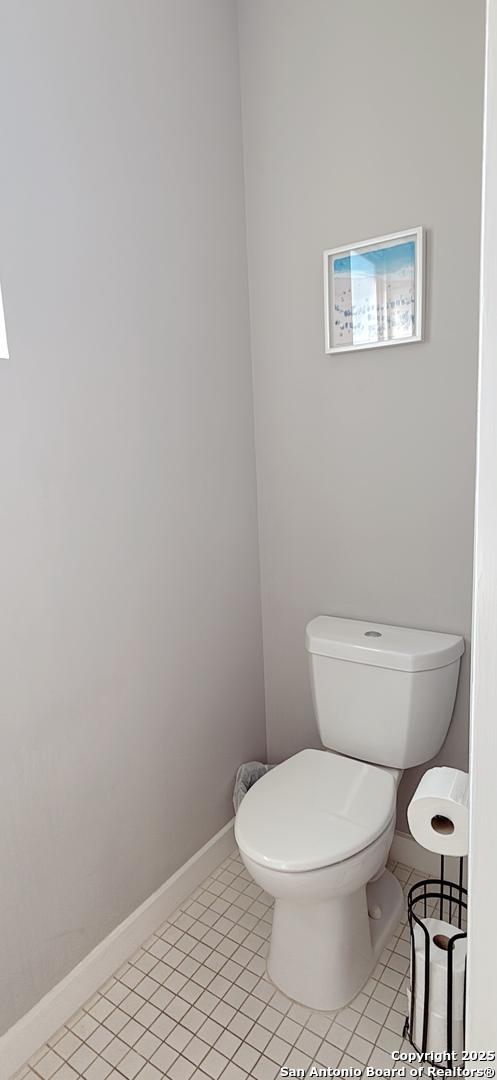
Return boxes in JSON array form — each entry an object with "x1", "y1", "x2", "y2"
[{"x1": 235, "y1": 748, "x2": 396, "y2": 873}]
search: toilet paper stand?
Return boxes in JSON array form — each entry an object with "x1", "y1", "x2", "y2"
[{"x1": 403, "y1": 856, "x2": 467, "y2": 1061}]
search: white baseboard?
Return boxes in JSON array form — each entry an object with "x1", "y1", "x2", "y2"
[
  {"x1": 0, "y1": 819, "x2": 235, "y2": 1079},
  {"x1": 391, "y1": 829, "x2": 467, "y2": 885}
]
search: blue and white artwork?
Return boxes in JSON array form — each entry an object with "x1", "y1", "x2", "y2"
[{"x1": 325, "y1": 230, "x2": 423, "y2": 353}]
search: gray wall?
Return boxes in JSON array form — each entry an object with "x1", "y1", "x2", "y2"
[
  {"x1": 0, "y1": 0, "x2": 265, "y2": 1034},
  {"x1": 0, "y1": 0, "x2": 485, "y2": 1037},
  {"x1": 237, "y1": 0, "x2": 484, "y2": 827}
]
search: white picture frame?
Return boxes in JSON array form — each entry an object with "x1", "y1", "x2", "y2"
[{"x1": 323, "y1": 226, "x2": 424, "y2": 355}]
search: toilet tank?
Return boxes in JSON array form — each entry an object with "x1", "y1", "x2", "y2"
[{"x1": 306, "y1": 616, "x2": 464, "y2": 769}]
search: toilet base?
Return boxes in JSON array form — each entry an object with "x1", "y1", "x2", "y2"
[{"x1": 267, "y1": 869, "x2": 403, "y2": 1012}]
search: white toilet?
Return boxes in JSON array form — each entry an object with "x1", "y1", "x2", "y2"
[{"x1": 235, "y1": 616, "x2": 464, "y2": 1012}]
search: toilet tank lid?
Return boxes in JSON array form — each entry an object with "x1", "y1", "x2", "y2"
[{"x1": 305, "y1": 616, "x2": 464, "y2": 672}]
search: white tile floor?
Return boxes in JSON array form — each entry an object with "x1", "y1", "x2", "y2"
[{"x1": 13, "y1": 851, "x2": 423, "y2": 1080}]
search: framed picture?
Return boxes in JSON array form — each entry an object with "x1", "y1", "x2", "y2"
[{"x1": 323, "y1": 226, "x2": 424, "y2": 354}]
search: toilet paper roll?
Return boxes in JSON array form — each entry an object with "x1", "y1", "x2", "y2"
[
  {"x1": 407, "y1": 918, "x2": 467, "y2": 1054},
  {"x1": 407, "y1": 989, "x2": 464, "y2": 1056},
  {"x1": 407, "y1": 767, "x2": 469, "y2": 856},
  {"x1": 411, "y1": 917, "x2": 467, "y2": 1016}
]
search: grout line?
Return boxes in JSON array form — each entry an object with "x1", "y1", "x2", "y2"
[{"x1": 21, "y1": 855, "x2": 420, "y2": 1080}]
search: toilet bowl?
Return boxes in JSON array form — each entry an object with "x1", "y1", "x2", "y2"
[
  {"x1": 235, "y1": 615, "x2": 465, "y2": 1012},
  {"x1": 235, "y1": 748, "x2": 403, "y2": 1011}
]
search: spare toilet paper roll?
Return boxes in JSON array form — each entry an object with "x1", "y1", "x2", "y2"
[
  {"x1": 411, "y1": 917, "x2": 467, "y2": 1015},
  {"x1": 408, "y1": 918, "x2": 467, "y2": 1054},
  {"x1": 407, "y1": 767, "x2": 469, "y2": 856},
  {"x1": 407, "y1": 989, "x2": 464, "y2": 1056}
]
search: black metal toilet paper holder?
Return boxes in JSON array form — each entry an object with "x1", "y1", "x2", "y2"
[{"x1": 403, "y1": 856, "x2": 467, "y2": 1061}]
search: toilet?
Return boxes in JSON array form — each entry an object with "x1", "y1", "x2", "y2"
[{"x1": 235, "y1": 615, "x2": 464, "y2": 1012}]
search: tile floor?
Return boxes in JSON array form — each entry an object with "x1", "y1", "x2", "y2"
[{"x1": 13, "y1": 852, "x2": 422, "y2": 1080}]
